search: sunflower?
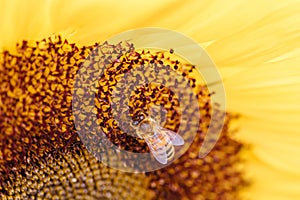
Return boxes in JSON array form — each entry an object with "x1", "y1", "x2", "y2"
[{"x1": 0, "y1": 0, "x2": 299, "y2": 200}]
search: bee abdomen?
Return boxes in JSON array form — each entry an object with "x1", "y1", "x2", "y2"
[{"x1": 166, "y1": 143, "x2": 175, "y2": 161}]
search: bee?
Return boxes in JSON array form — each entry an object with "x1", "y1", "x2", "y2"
[{"x1": 131, "y1": 106, "x2": 184, "y2": 164}]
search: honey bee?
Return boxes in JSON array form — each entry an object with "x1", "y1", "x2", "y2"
[{"x1": 131, "y1": 106, "x2": 184, "y2": 164}]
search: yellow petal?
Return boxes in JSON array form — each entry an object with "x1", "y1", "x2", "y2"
[
  {"x1": 0, "y1": 0, "x2": 52, "y2": 51},
  {"x1": 241, "y1": 151, "x2": 300, "y2": 200}
]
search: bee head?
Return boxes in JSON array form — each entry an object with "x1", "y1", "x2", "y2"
[{"x1": 130, "y1": 113, "x2": 146, "y2": 127}]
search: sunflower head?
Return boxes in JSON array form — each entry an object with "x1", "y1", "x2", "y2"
[{"x1": 0, "y1": 36, "x2": 246, "y2": 199}]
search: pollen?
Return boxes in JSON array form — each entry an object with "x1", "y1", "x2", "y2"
[
  {"x1": 0, "y1": 36, "x2": 91, "y2": 184},
  {"x1": 92, "y1": 45, "x2": 201, "y2": 155}
]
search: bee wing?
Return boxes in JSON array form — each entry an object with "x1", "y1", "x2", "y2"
[
  {"x1": 149, "y1": 105, "x2": 167, "y2": 124},
  {"x1": 160, "y1": 127, "x2": 184, "y2": 146},
  {"x1": 145, "y1": 137, "x2": 168, "y2": 165}
]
